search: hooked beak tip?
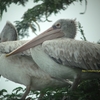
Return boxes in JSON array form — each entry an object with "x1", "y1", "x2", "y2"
[{"x1": 6, "y1": 53, "x2": 11, "y2": 57}]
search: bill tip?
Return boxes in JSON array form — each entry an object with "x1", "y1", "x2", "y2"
[{"x1": 6, "y1": 53, "x2": 11, "y2": 57}]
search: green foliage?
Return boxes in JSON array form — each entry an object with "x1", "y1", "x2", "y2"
[
  {"x1": 0, "y1": 0, "x2": 29, "y2": 18},
  {"x1": 0, "y1": 87, "x2": 23, "y2": 100},
  {"x1": 0, "y1": 0, "x2": 87, "y2": 38},
  {"x1": 66, "y1": 79, "x2": 100, "y2": 100},
  {"x1": 79, "y1": 79, "x2": 100, "y2": 100},
  {"x1": 15, "y1": 20, "x2": 31, "y2": 39},
  {"x1": 78, "y1": 22, "x2": 87, "y2": 41},
  {"x1": 15, "y1": 0, "x2": 87, "y2": 38},
  {"x1": 0, "y1": 79, "x2": 100, "y2": 100}
]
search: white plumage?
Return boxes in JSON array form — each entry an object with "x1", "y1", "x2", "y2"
[
  {"x1": 0, "y1": 22, "x2": 70, "y2": 99},
  {"x1": 0, "y1": 19, "x2": 100, "y2": 99},
  {"x1": 6, "y1": 19, "x2": 100, "y2": 91},
  {"x1": 0, "y1": 21, "x2": 18, "y2": 42}
]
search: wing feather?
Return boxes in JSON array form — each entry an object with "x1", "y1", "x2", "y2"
[
  {"x1": 0, "y1": 40, "x2": 31, "y2": 56},
  {"x1": 42, "y1": 38, "x2": 100, "y2": 70}
]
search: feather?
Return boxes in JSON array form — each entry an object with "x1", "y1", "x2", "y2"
[{"x1": 43, "y1": 38, "x2": 100, "y2": 70}]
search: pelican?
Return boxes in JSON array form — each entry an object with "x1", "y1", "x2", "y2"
[
  {"x1": 0, "y1": 53, "x2": 71, "y2": 99},
  {"x1": 0, "y1": 22, "x2": 71, "y2": 99},
  {"x1": 0, "y1": 21, "x2": 18, "y2": 77},
  {"x1": 5, "y1": 19, "x2": 100, "y2": 91},
  {"x1": 0, "y1": 21, "x2": 18, "y2": 42}
]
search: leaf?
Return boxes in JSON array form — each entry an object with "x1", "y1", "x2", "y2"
[
  {"x1": 0, "y1": 89, "x2": 7, "y2": 95},
  {"x1": 12, "y1": 87, "x2": 24, "y2": 94}
]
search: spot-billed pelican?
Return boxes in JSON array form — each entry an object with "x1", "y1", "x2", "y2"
[
  {"x1": 5, "y1": 19, "x2": 100, "y2": 91},
  {"x1": 0, "y1": 21, "x2": 71, "y2": 99},
  {"x1": 0, "y1": 21, "x2": 18, "y2": 77}
]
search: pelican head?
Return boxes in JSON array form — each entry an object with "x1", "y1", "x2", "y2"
[
  {"x1": 6, "y1": 19, "x2": 77, "y2": 57},
  {"x1": 0, "y1": 21, "x2": 18, "y2": 42},
  {"x1": 53, "y1": 19, "x2": 77, "y2": 38}
]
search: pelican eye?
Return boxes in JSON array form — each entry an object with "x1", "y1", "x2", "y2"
[
  {"x1": 52, "y1": 23, "x2": 61, "y2": 29},
  {"x1": 56, "y1": 24, "x2": 60, "y2": 26},
  {"x1": 56, "y1": 23, "x2": 61, "y2": 28}
]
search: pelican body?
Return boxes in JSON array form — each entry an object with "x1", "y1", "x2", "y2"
[
  {"x1": 0, "y1": 21, "x2": 70, "y2": 99},
  {"x1": 6, "y1": 19, "x2": 100, "y2": 91},
  {"x1": 0, "y1": 41, "x2": 70, "y2": 99},
  {"x1": 0, "y1": 19, "x2": 100, "y2": 99}
]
